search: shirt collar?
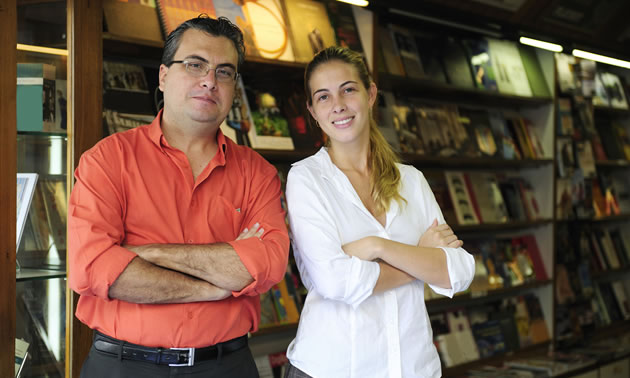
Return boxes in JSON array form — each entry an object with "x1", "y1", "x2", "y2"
[{"x1": 148, "y1": 109, "x2": 228, "y2": 164}]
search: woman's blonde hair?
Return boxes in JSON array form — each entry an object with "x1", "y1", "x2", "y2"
[{"x1": 305, "y1": 46, "x2": 405, "y2": 212}]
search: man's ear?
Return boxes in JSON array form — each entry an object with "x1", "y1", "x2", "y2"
[{"x1": 158, "y1": 64, "x2": 168, "y2": 92}]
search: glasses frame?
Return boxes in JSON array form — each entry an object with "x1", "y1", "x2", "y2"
[{"x1": 167, "y1": 60, "x2": 239, "y2": 83}]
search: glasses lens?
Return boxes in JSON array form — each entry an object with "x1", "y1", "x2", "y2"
[
  {"x1": 216, "y1": 67, "x2": 236, "y2": 82},
  {"x1": 184, "y1": 60, "x2": 207, "y2": 76}
]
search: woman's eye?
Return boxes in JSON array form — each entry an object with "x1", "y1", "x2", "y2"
[
  {"x1": 344, "y1": 87, "x2": 356, "y2": 93},
  {"x1": 317, "y1": 94, "x2": 328, "y2": 101}
]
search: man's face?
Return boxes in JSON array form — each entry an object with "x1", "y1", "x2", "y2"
[{"x1": 159, "y1": 29, "x2": 238, "y2": 128}]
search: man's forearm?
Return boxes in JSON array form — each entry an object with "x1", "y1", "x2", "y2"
[
  {"x1": 108, "y1": 256, "x2": 230, "y2": 303},
  {"x1": 129, "y1": 243, "x2": 254, "y2": 291}
]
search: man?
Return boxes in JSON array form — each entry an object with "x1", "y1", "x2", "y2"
[{"x1": 68, "y1": 16, "x2": 290, "y2": 377}]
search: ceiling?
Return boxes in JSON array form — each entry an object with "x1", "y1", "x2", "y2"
[{"x1": 368, "y1": 0, "x2": 630, "y2": 61}]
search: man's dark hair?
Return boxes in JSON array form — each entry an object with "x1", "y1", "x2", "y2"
[{"x1": 161, "y1": 15, "x2": 246, "y2": 72}]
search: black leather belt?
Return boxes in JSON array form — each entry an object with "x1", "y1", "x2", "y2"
[{"x1": 93, "y1": 331, "x2": 248, "y2": 367}]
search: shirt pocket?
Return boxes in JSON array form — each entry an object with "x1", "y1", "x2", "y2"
[{"x1": 207, "y1": 195, "x2": 244, "y2": 242}]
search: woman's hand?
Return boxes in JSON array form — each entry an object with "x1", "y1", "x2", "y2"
[
  {"x1": 418, "y1": 219, "x2": 463, "y2": 249},
  {"x1": 342, "y1": 236, "x2": 383, "y2": 261},
  {"x1": 236, "y1": 223, "x2": 264, "y2": 240}
]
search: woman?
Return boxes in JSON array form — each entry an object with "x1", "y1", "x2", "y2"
[{"x1": 284, "y1": 47, "x2": 475, "y2": 378}]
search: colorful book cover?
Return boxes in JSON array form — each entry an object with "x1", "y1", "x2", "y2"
[
  {"x1": 282, "y1": 0, "x2": 336, "y2": 63},
  {"x1": 462, "y1": 38, "x2": 498, "y2": 91},
  {"x1": 156, "y1": 0, "x2": 216, "y2": 38},
  {"x1": 242, "y1": 0, "x2": 295, "y2": 61}
]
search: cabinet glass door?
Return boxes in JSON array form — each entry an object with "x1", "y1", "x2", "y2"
[{"x1": 16, "y1": 1, "x2": 68, "y2": 376}]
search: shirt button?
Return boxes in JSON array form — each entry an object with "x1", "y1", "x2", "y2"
[
  {"x1": 188, "y1": 239, "x2": 193, "y2": 243},
  {"x1": 188, "y1": 312, "x2": 193, "y2": 319}
]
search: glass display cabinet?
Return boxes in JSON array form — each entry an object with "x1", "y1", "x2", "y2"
[{"x1": 15, "y1": 1, "x2": 68, "y2": 376}]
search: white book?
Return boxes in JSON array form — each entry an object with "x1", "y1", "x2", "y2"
[
  {"x1": 16, "y1": 173, "x2": 38, "y2": 251},
  {"x1": 488, "y1": 38, "x2": 532, "y2": 97},
  {"x1": 15, "y1": 338, "x2": 29, "y2": 377}
]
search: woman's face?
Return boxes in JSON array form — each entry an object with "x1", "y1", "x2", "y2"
[{"x1": 307, "y1": 61, "x2": 377, "y2": 148}]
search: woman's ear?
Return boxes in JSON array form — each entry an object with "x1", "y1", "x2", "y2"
[
  {"x1": 307, "y1": 102, "x2": 318, "y2": 126},
  {"x1": 368, "y1": 82, "x2": 378, "y2": 108}
]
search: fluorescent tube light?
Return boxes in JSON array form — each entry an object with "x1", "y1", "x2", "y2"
[
  {"x1": 519, "y1": 37, "x2": 562, "y2": 52},
  {"x1": 337, "y1": 0, "x2": 369, "y2": 6},
  {"x1": 17, "y1": 44, "x2": 68, "y2": 56},
  {"x1": 572, "y1": 49, "x2": 630, "y2": 69}
]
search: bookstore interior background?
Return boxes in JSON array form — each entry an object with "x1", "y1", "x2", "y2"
[{"x1": 6, "y1": 0, "x2": 630, "y2": 376}]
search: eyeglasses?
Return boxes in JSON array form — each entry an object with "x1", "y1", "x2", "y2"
[{"x1": 167, "y1": 59, "x2": 238, "y2": 83}]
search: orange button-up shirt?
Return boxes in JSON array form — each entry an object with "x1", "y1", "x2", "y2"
[{"x1": 68, "y1": 111, "x2": 290, "y2": 348}]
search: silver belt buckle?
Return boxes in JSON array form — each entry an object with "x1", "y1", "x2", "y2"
[{"x1": 169, "y1": 347, "x2": 195, "y2": 366}]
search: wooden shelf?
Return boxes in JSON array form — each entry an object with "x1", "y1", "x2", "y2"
[
  {"x1": 594, "y1": 105, "x2": 630, "y2": 117},
  {"x1": 596, "y1": 159, "x2": 630, "y2": 168},
  {"x1": 592, "y1": 267, "x2": 630, "y2": 281},
  {"x1": 402, "y1": 154, "x2": 553, "y2": 169},
  {"x1": 426, "y1": 280, "x2": 552, "y2": 313},
  {"x1": 442, "y1": 341, "x2": 551, "y2": 377},
  {"x1": 377, "y1": 73, "x2": 553, "y2": 108},
  {"x1": 557, "y1": 213, "x2": 630, "y2": 223},
  {"x1": 453, "y1": 219, "x2": 553, "y2": 233}
]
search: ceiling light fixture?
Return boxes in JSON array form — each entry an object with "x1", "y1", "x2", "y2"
[
  {"x1": 519, "y1": 37, "x2": 562, "y2": 52},
  {"x1": 337, "y1": 0, "x2": 369, "y2": 6},
  {"x1": 572, "y1": 49, "x2": 630, "y2": 69}
]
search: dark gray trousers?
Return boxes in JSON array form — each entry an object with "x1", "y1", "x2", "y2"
[{"x1": 80, "y1": 338, "x2": 259, "y2": 378}]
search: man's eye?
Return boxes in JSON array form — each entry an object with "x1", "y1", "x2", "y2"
[
  {"x1": 187, "y1": 62, "x2": 203, "y2": 70},
  {"x1": 217, "y1": 68, "x2": 233, "y2": 77}
]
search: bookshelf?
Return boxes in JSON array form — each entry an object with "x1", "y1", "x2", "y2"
[{"x1": 6, "y1": 1, "x2": 625, "y2": 377}]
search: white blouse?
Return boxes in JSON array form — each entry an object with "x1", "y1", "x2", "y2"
[{"x1": 285, "y1": 148, "x2": 475, "y2": 378}]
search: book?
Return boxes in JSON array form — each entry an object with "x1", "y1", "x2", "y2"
[
  {"x1": 377, "y1": 25, "x2": 405, "y2": 76},
  {"x1": 222, "y1": 77, "x2": 254, "y2": 146},
  {"x1": 518, "y1": 45, "x2": 551, "y2": 98},
  {"x1": 555, "y1": 53, "x2": 577, "y2": 94},
  {"x1": 17, "y1": 63, "x2": 57, "y2": 133},
  {"x1": 440, "y1": 37, "x2": 475, "y2": 88},
  {"x1": 15, "y1": 338, "x2": 29, "y2": 377},
  {"x1": 459, "y1": 108, "x2": 499, "y2": 157},
  {"x1": 246, "y1": 82, "x2": 295, "y2": 150},
  {"x1": 324, "y1": 1, "x2": 363, "y2": 54},
  {"x1": 423, "y1": 171, "x2": 457, "y2": 226},
  {"x1": 462, "y1": 38, "x2": 498, "y2": 91},
  {"x1": 389, "y1": 25, "x2": 424, "y2": 79},
  {"x1": 283, "y1": 0, "x2": 336, "y2": 63},
  {"x1": 103, "y1": 61, "x2": 149, "y2": 93},
  {"x1": 155, "y1": 0, "x2": 216, "y2": 38},
  {"x1": 16, "y1": 174, "x2": 38, "y2": 252},
  {"x1": 488, "y1": 38, "x2": 532, "y2": 97},
  {"x1": 240, "y1": 0, "x2": 295, "y2": 61},
  {"x1": 40, "y1": 179, "x2": 68, "y2": 252},
  {"x1": 556, "y1": 98, "x2": 574, "y2": 136},
  {"x1": 593, "y1": 72, "x2": 610, "y2": 106},
  {"x1": 414, "y1": 33, "x2": 448, "y2": 83},
  {"x1": 375, "y1": 91, "x2": 401, "y2": 152},
  {"x1": 600, "y1": 72, "x2": 629, "y2": 110},
  {"x1": 445, "y1": 171, "x2": 480, "y2": 225},
  {"x1": 103, "y1": 0, "x2": 163, "y2": 43},
  {"x1": 466, "y1": 172, "x2": 509, "y2": 223},
  {"x1": 104, "y1": 110, "x2": 154, "y2": 135}
]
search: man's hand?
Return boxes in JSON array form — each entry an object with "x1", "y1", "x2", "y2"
[
  {"x1": 342, "y1": 236, "x2": 382, "y2": 261},
  {"x1": 418, "y1": 219, "x2": 463, "y2": 248},
  {"x1": 236, "y1": 223, "x2": 264, "y2": 240}
]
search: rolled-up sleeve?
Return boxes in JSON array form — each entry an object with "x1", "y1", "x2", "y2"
[
  {"x1": 286, "y1": 167, "x2": 380, "y2": 309},
  {"x1": 68, "y1": 145, "x2": 136, "y2": 300},
  {"x1": 416, "y1": 170, "x2": 475, "y2": 298},
  {"x1": 229, "y1": 159, "x2": 290, "y2": 297}
]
